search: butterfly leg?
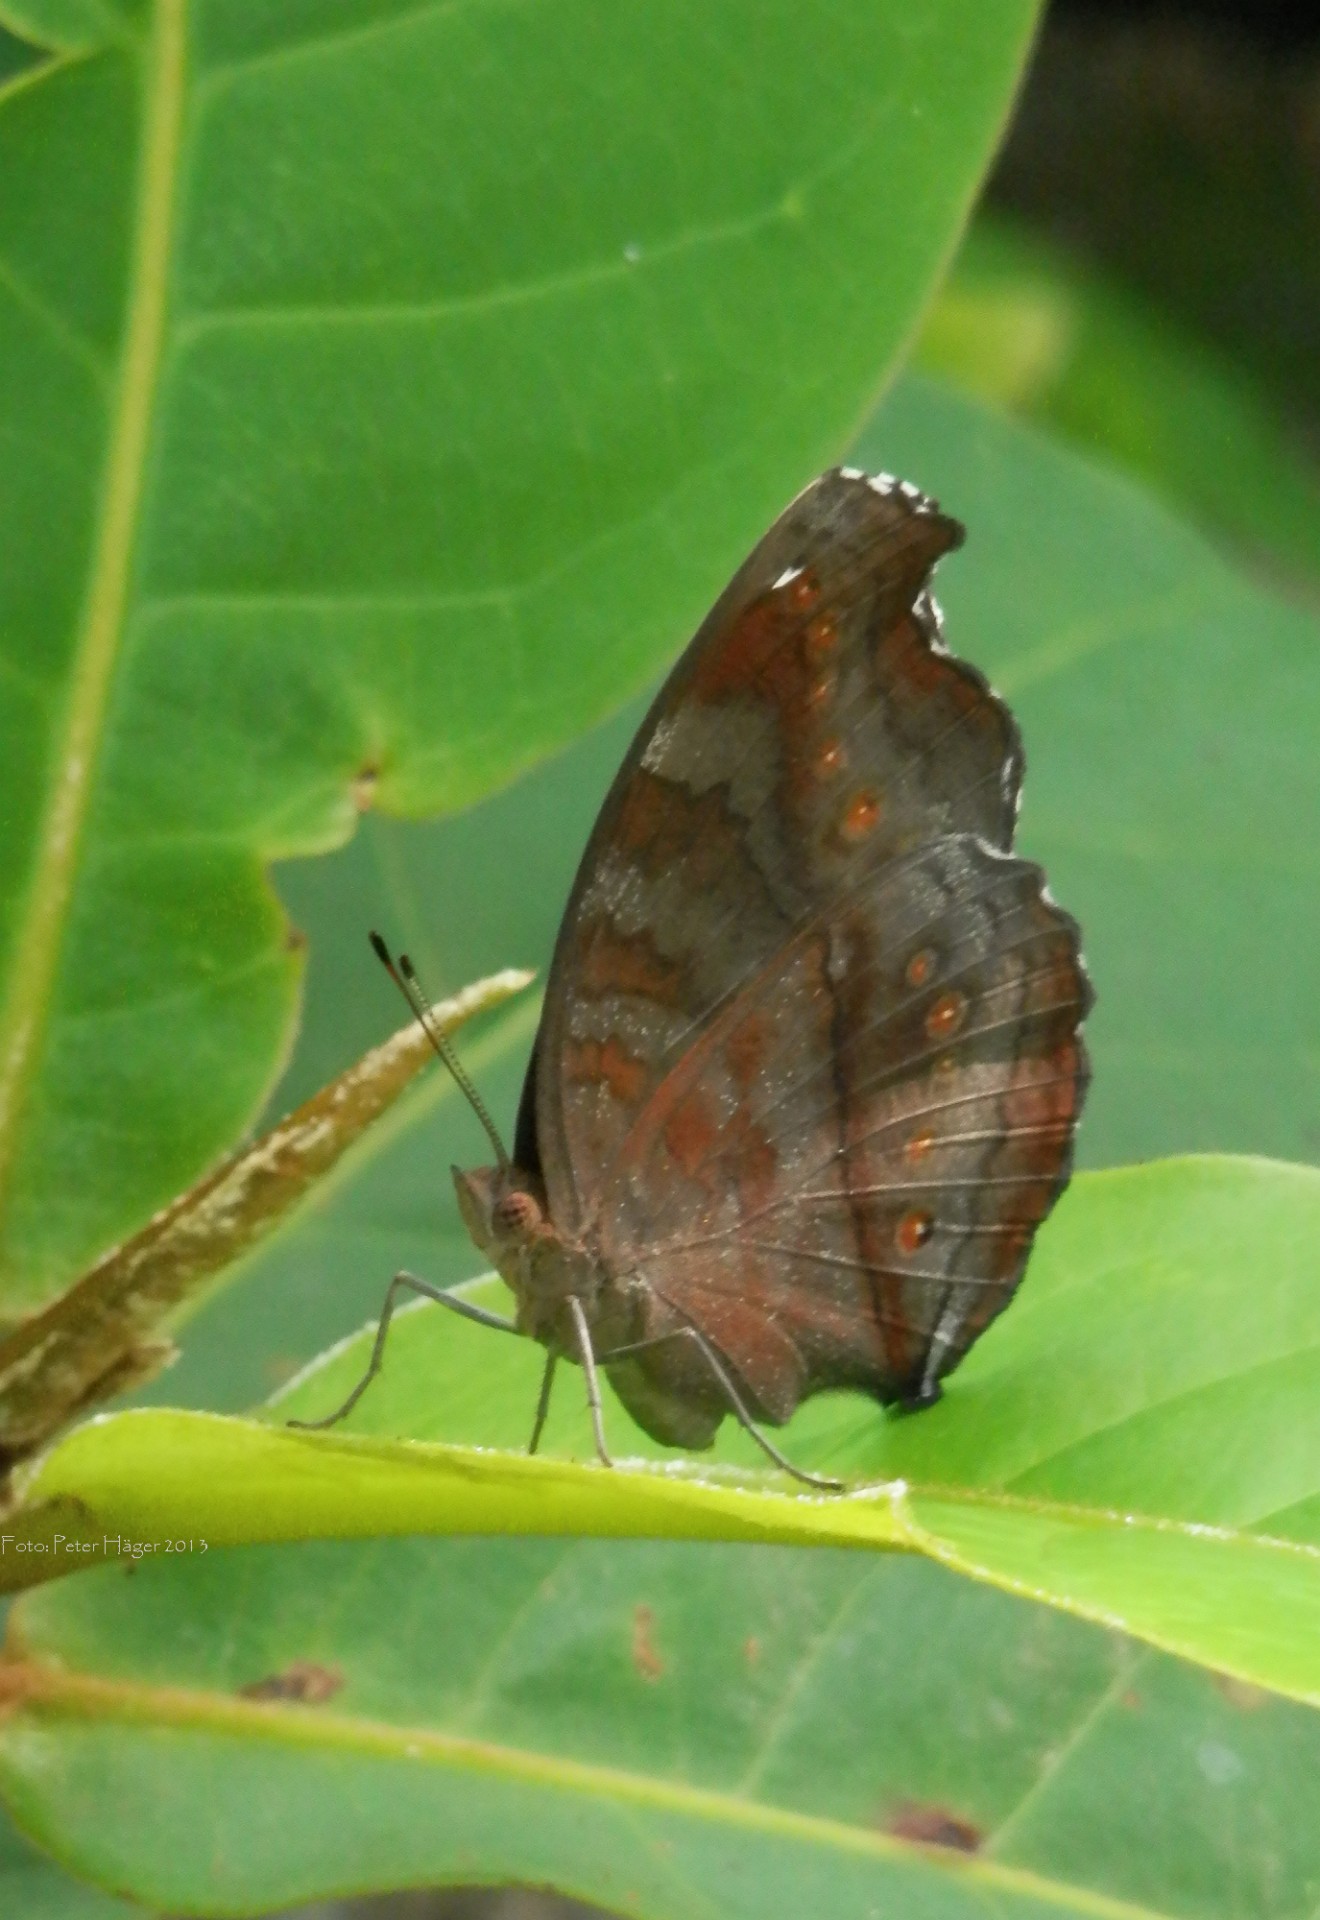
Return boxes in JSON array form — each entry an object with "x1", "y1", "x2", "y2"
[
  {"x1": 288, "y1": 1271, "x2": 518, "y2": 1431},
  {"x1": 567, "y1": 1296, "x2": 614, "y2": 1468},
  {"x1": 600, "y1": 1326, "x2": 842, "y2": 1492},
  {"x1": 527, "y1": 1350, "x2": 559, "y2": 1455}
]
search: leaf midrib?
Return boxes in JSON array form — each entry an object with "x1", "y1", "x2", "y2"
[
  {"x1": 0, "y1": 1655, "x2": 1173, "y2": 1920},
  {"x1": 0, "y1": 1, "x2": 187, "y2": 1236}
]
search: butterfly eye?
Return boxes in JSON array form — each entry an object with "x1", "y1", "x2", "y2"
[{"x1": 492, "y1": 1190, "x2": 542, "y2": 1236}]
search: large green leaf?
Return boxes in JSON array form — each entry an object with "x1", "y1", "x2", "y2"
[
  {"x1": 0, "y1": 349, "x2": 1314, "y2": 1920},
  {"x1": 5, "y1": 375, "x2": 1295, "y2": 1680},
  {"x1": 4, "y1": 1536, "x2": 1320, "y2": 1918},
  {"x1": 0, "y1": 0, "x2": 1036, "y2": 1312},
  {"x1": 8, "y1": 9, "x2": 1317, "y2": 1918},
  {"x1": 9, "y1": 1153, "x2": 1319, "y2": 1705},
  {"x1": 0, "y1": 22, "x2": 41, "y2": 81},
  {"x1": 0, "y1": 1800, "x2": 136, "y2": 1920},
  {"x1": 140, "y1": 370, "x2": 1320, "y2": 1424},
  {"x1": 9, "y1": 376, "x2": 1303, "y2": 1686}
]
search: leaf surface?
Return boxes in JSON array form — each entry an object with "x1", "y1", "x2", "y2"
[
  {"x1": 3, "y1": 1153, "x2": 1317, "y2": 1711},
  {"x1": 0, "y1": 0, "x2": 1036, "y2": 1308},
  {"x1": 4, "y1": 1535, "x2": 1320, "y2": 1919},
  {"x1": 2, "y1": 364, "x2": 1318, "y2": 1920},
  {"x1": 147, "y1": 371, "x2": 1320, "y2": 1424}
]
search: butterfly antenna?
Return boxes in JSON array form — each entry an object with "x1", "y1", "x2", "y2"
[{"x1": 368, "y1": 931, "x2": 510, "y2": 1171}]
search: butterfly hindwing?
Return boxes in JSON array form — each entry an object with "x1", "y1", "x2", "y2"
[{"x1": 617, "y1": 838, "x2": 1089, "y2": 1417}]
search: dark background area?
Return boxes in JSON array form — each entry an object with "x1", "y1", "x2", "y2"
[
  {"x1": 1053, "y1": 0, "x2": 1319, "y2": 49},
  {"x1": 993, "y1": 1, "x2": 1320, "y2": 454}
]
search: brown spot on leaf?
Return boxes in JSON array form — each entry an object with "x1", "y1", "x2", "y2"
[
  {"x1": 631, "y1": 1605, "x2": 665, "y2": 1682},
  {"x1": 886, "y1": 1801, "x2": 984, "y2": 1854},
  {"x1": 352, "y1": 764, "x2": 380, "y2": 810},
  {"x1": 743, "y1": 1635, "x2": 762, "y2": 1667},
  {"x1": 239, "y1": 1661, "x2": 343, "y2": 1706}
]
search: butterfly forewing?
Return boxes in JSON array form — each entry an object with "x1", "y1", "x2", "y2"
[{"x1": 522, "y1": 468, "x2": 1089, "y2": 1437}]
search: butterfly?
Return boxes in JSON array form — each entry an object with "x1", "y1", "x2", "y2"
[{"x1": 298, "y1": 468, "x2": 1091, "y2": 1487}]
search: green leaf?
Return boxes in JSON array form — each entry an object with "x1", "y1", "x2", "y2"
[
  {"x1": 1, "y1": 378, "x2": 1291, "y2": 1712},
  {"x1": 142, "y1": 366, "x2": 1320, "y2": 1425},
  {"x1": 878, "y1": 1156, "x2": 1320, "y2": 1539},
  {"x1": 4, "y1": 360, "x2": 1320, "y2": 1920},
  {"x1": 0, "y1": 967, "x2": 530, "y2": 1461},
  {"x1": 0, "y1": 22, "x2": 45, "y2": 82},
  {"x1": 917, "y1": 219, "x2": 1320, "y2": 585},
  {"x1": 0, "y1": 1798, "x2": 137, "y2": 1920},
  {"x1": 27, "y1": 375, "x2": 1307, "y2": 1693},
  {"x1": 4, "y1": 1535, "x2": 1320, "y2": 1918},
  {"x1": 0, "y1": 0, "x2": 1036, "y2": 1311},
  {"x1": 5, "y1": 1153, "x2": 1319, "y2": 1707},
  {"x1": 0, "y1": 5, "x2": 117, "y2": 55}
]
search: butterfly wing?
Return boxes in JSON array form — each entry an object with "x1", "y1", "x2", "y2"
[{"x1": 520, "y1": 469, "x2": 1089, "y2": 1440}]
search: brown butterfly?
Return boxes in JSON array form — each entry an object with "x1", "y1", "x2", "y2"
[{"x1": 297, "y1": 469, "x2": 1091, "y2": 1487}]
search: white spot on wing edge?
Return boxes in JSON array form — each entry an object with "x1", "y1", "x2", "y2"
[
  {"x1": 838, "y1": 464, "x2": 940, "y2": 514},
  {"x1": 639, "y1": 714, "x2": 678, "y2": 771}
]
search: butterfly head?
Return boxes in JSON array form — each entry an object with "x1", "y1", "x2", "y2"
[
  {"x1": 453, "y1": 1163, "x2": 601, "y2": 1344},
  {"x1": 452, "y1": 1163, "x2": 542, "y2": 1256}
]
